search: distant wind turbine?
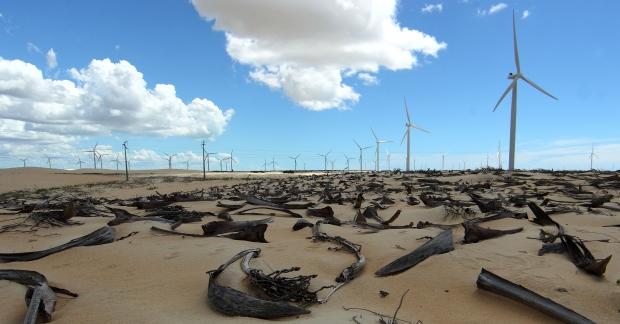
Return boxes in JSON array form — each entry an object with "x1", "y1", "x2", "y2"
[
  {"x1": 289, "y1": 154, "x2": 300, "y2": 172},
  {"x1": 318, "y1": 151, "x2": 331, "y2": 171},
  {"x1": 163, "y1": 153, "x2": 176, "y2": 169},
  {"x1": 19, "y1": 157, "x2": 27, "y2": 168},
  {"x1": 83, "y1": 143, "x2": 99, "y2": 169},
  {"x1": 77, "y1": 158, "x2": 84, "y2": 169},
  {"x1": 401, "y1": 97, "x2": 429, "y2": 172},
  {"x1": 122, "y1": 141, "x2": 129, "y2": 181},
  {"x1": 371, "y1": 128, "x2": 391, "y2": 171},
  {"x1": 493, "y1": 10, "x2": 558, "y2": 171},
  {"x1": 44, "y1": 155, "x2": 59, "y2": 169},
  {"x1": 590, "y1": 144, "x2": 598, "y2": 170},
  {"x1": 344, "y1": 154, "x2": 355, "y2": 171},
  {"x1": 111, "y1": 153, "x2": 121, "y2": 170},
  {"x1": 354, "y1": 140, "x2": 372, "y2": 172}
]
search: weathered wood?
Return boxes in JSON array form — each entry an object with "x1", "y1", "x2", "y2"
[
  {"x1": 476, "y1": 268, "x2": 594, "y2": 324},
  {"x1": 462, "y1": 222, "x2": 523, "y2": 244},
  {"x1": 375, "y1": 230, "x2": 454, "y2": 277}
]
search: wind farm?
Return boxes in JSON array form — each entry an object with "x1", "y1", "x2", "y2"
[{"x1": 0, "y1": 2, "x2": 618, "y2": 324}]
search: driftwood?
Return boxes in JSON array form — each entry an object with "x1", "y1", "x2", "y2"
[
  {"x1": 241, "y1": 249, "x2": 329, "y2": 305},
  {"x1": 232, "y1": 206, "x2": 302, "y2": 218},
  {"x1": 528, "y1": 202, "x2": 612, "y2": 276},
  {"x1": 106, "y1": 207, "x2": 173, "y2": 226},
  {"x1": 375, "y1": 229, "x2": 454, "y2": 277},
  {"x1": 206, "y1": 249, "x2": 310, "y2": 319},
  {"x1": 312, "y1": 220, "x2": 365, "y2": 283},
  {"x1": 292, "y1": 219, "x2": 314, "y2": 231},
  {"x1": 0, "y1": 269, "x2": 78, "y2": 323},
  {"x1": 469, "y1": 193, "x2": 502, "y2": 213},
  {"x1": 307, "y1": 206, "x2": 341, "y2": 225},
  {"x1": 462, "y1": 222, "x2": 523, "y2": 244},
  {"x1": 217, "y1": 200, "x2": 246, "y2": 210},
  {"x1": 476, "y1": 268, "x2": 594, "y2": 324},
  {"x1": 151, "y1": 218, "x2": 272, "y2": 243},
  {"x1": 0, "y1": 226, "x2": 115, "y2": 263}
]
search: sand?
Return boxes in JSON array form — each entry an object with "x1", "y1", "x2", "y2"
[{"x1": 0, "y1": 168, "x2": 619, "y2": 323}]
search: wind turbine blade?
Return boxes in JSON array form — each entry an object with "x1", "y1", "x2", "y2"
[
  {"x1": 404, "y1": 97, "x2": 412, "y2": 124},
  {"x1": 412, "y1": 125, "x2": 430, "y2": 133},
  {"x1": 519, "y1": 75, "x2": 558, "y2": 100},
  {"x1": 512, "y1": 10, "x2": 521, "y2": 73},
  {"x1": 371, "y1": 128, "x2": 378, "y2": 141},
  {"x1": 400, "y1": 129, "x2": 408, "y2": 145},
  {"x1": 354, "y1": 139, "x2": 361, "y2": 149},
  {"x1": 493, "y1": 80, "x2": 516, "y2": 111}
]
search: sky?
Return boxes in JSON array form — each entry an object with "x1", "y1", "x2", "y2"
[{"x1": 0, "y1": 0, "x2": 618, "y2": 171}]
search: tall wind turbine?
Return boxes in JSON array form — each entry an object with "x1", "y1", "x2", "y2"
[
  {"x1": 354, "y1": 140, "x2": 372, "y2": 172},
  {"x1": 77, "y1": 158, "x2": 84, "y2": 169},
  {"x1": 97, "y1": 152, "x2": 108, "y2": 169},
  {"x1": 83, "y1": 143, "x2": 98, "y2": 169},
  {"x1": 371, "y1": 128, "x2": 391, "y2": 171},
  {"x1": 163, "y1": 153, "x2": 176, "y2": 169},
  {"x1": 44, "y1": 155, "x2": 58, "y2": 169},
  {"x1": 122, "y1": 141, "x2": 129, "y2": 181},
  {"x1": 493, "y1": 10, "x2": 558, "y2": 171},
  {"x1": 589, "y1": 144, "x2": 598, "y2": 170},
  {"x1": 289, "y1": 154, "x2": 300, "y2": 172},
  {"x1": 401, "y1": 97, "x2": 429, "y2": 172},
  {"x1": 201, "y1": 140, "x2": 207, "y2": 179},
  {"x1": 318, "y1": 151, "x2": 331, "y2": 171},
  {"x1": 19, "y1": 157, "x2": 27, "y2": 168}
]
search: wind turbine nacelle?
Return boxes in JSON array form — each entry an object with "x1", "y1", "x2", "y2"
[{"x1": 508, "y1": 72, "x2": 520, "y2": 80}]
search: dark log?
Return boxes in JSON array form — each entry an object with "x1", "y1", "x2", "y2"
[
  {"x1": 559, "y1": 234, "x2": 612, "y2": 276},
  {"x1": 476, "y1": 268, "x2": 594, "y2": 324},
  {"x1": 293, "y1": 219, "x2": 314, "y2": 231},
  {"x1": 106, "y1": 207, "x2": 173, "y2": 226},
  {"x1": 217, "y1": 200, "x2": 246, "y2": 210},
  {"x1": 307, "y1": 206, "x2": 341, "y2": 225},
  {"x1": 207, "y1": 249, "x2": 310, "y2": 319},
  {"x1": 233, "y1": 206, "x2": 302, "y2": 218},
  {"x1": 469, "y1": 193, "x2": 502, "y2": 213},
  {"x1": 0, "y1": 269, "x2": 77, "y2": 323},
  {"x1": 528, "y1": 202, "x2": 560, "y2": 227},
  {"x1": 0, "y1": 226, "x2": 115, "y2": 263},
  {"x1": 462, "y1": 222, "x2": 523, "y2": 244},
  {"x1": 375, "y1": 230, "x2": 454, "y2": 277}
]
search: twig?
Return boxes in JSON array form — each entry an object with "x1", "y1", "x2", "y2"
[
  {"x1": 342, "y1": 306, "x2": 412, "y2": 324},
  {"x1": 391, "y1": 289, "x2": 409, "y2": 324}
]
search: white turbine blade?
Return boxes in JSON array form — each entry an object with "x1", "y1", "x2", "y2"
[
  {"x1": 354, "y1": 139, "x2": 361, "y2": 149},
  {"x1": 512, "y1": 10, "x2": 521, "y2": 73},
  {"x1": 412, "y1": 124, "x2": 430, "y2": 133},
  {"x1": 371, "y1": 128, "x2": 378, "y2": 141},
  {"x1": 519, "y1": 75, "x2": 558, "y2": 100},
  {"x1": 403, "y1": 97, "x2": 412, "y2": 124},
  {"x1": 400, "y1": 128, "x2": 408, "y2": 145},
  {"x1": 493, "y1": 80, "x2": 516, "y2": 111},
  {"x1": 363, "y1": 145, "x2": 373, "y2": 150}
]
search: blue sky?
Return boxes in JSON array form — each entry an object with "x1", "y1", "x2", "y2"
[{"x1": 0, "y1": 0, "x2": 618, "y2": 171}]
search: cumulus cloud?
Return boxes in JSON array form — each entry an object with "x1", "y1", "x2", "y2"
[
  {"x1": 521, "y1": 10, "x2": 530, "y2": 20},
  {"x1": 478, "y1": 3, "x2": 507, "y2": 16},
  {"x1": 421, "y1": 3, "x2": 443, "y2": 14},
  {"x1": 192, "y1": 0, "x2": 446, "y2": 110},
  {"x1": 0, "y1": 57, "x2": 234, "y2": 142},
  {"x1": 46, "y1": 48, "x2": 58, "y2": 69}
]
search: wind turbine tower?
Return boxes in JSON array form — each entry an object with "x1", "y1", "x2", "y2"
[
  {"x1": 401, "y1": 97, "x2": 429, "y2": 171},
  {"x1": 493, "y1": 10, "x2": 558, "y2": 171},
  {"x1": 354, "y1": 140, "x2": 372, "y2": 172},
  {"x1": 371, "y1": 128, "x2": 392, "y2": 171}
]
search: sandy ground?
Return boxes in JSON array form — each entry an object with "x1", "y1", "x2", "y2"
[{"x1": 0, "y1": 168, "x2": 619, "y2": 323}]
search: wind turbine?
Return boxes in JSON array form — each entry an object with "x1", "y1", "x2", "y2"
[
  {"x1": 344, "y1": 154, "x2": 355, "y2": 171},
  {"x1": 289, "y1": 154, "x2": 300, "y2": 172},
  {"x1": 19, "y1": 157, "x2": 27, "y2": 168},
  {"x1": 97, "y1": 152, "x2": 109, "y2": 169},
  {"x1": 270, "y1": 155, "x2": 277, "y2": 171},
  {"x1": 493, "y1": 10, "x2": 558, "y2": 171},
  {"x1": 122, "y1": 141, "x2": 129, "y2": 181},
  {"x1": 83, "y1": 143, "x2": 98, "y2": 169},
  {"x1": 163, "y1": 153, "x2": 176, "y2": 169},
  {"x1": 354, "y1": 140, "x2": 372, "y2": 172},
  {"x1": 183, "y1": 160, "x2": 190, "y2": 170},
  {"x1": 111, "y1": 153, "x2": 121, "y2": 170},
  {"x1": 318, "y1": 151, "x2": 331, "y2": 171},
  {"x1": 263, "y1": 159, "x2": 268, "y2": 172},
  {"x1": 497, "y1": 141, "x2": 503, "y2": 169},
  {"x1": 44, "y1": 155, "x2": 59, "y2": 169},
  {"x1": 201, "y1": 140, "x2": 207, "y2": 179},
  {"x1": 386, "y1": 150, "x2": 391, "y2": 170},
  {"x1": 401, "y1": 97, "x2": 429, "y2": 172},
  {"x1": 77, "y1": 158, "x2": 84, "y2": 169},
  {"x1": 589, "y1": 144, "x2": 598, "y2": 170},
  {"x1": 230, "y1": 150, "x2": 234, "y2": 172},
  {"x1": 371, "y1": 128, "x2": 392, "y2": 171}
]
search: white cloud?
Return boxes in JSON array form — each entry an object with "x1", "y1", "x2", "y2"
[
  {"x1": 521, "y1": 10, "x2": 530, "y2": 20},
  {"x1": 192, "y1": 0, "x2": 446, "y2": 110},
  {"x1": 115, "y1": 44, "x2": 120, "y2": 50},
  {"x1": 46, "y1": 48, "x2": 58, "y2": 69},
  {"x1": 0, "y1": 57, "x2": 233, "y2": 138},
  {"x1": 478, "y1": 3, "x2": 508, "y2": 16},
  {"x1": 421, "y1": 3, "x2": 443, "y2": 14},
  {"x1": 26, "y1": 42, "x2": 41, "y2": 54},
  {"x1": 357, "y1": 72, "x2": 378, "y2": 85}
]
